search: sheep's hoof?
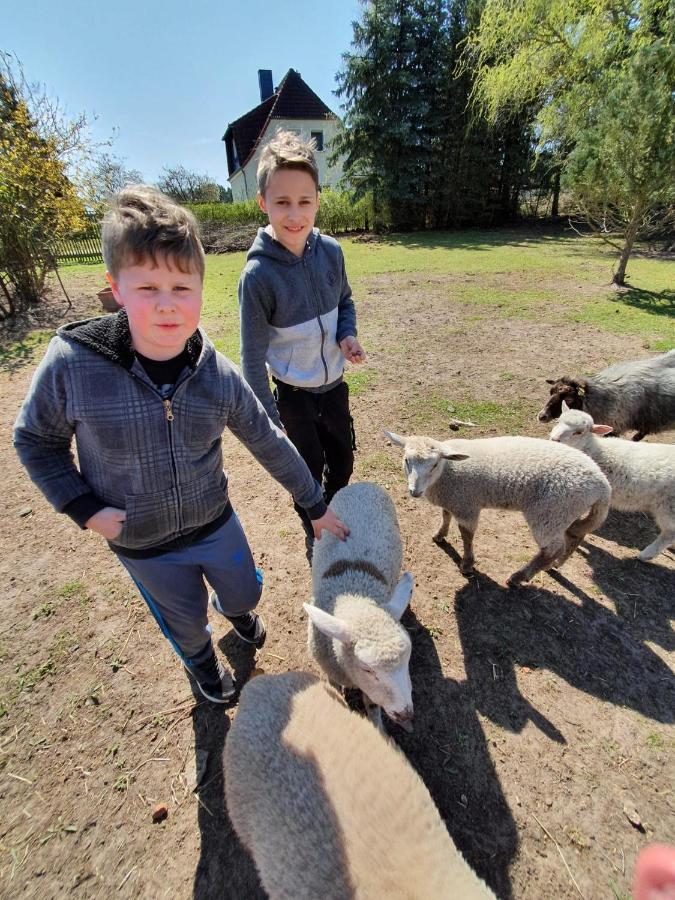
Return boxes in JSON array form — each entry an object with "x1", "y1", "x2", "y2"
[
  {"x1": 432, "y1": 533, "x2": 446, "y2": 545},
  {"x1": 460, "y1": 562, "x2": 476, "y2": 577},
  {"x1": 506, "y1": 573, "x2": 525, "y2": 588}
]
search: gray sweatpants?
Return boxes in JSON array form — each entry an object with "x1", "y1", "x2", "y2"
[{"x1": 115, "y1": 512, "x2": 263, "y2": 665}]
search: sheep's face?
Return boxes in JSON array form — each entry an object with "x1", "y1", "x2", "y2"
[
  {"x1": 404, "y1": 446, "x2": 446, "y2": 497},
  {"x1": 351, "y1": 618, "x2": 414, "y2": 725},
  {"x1": 303, "y1": 576, "x2": 415, "y2": 727},
  {"x1": 538, "y1": 377, "x2": 585, "y2": 422},
  {"x1": 549, "y1": 409, "x2": 598, "y2": 446},
  {"x1": 383, "y1": 432, "x2": 469, "y2": 497}
]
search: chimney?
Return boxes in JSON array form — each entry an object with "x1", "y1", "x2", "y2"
[{"x1": 258, "y1": 70, "x2": 274, "y2": 103}]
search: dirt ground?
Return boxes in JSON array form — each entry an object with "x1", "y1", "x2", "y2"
[{"x1": 0, "y1": 267, "x2": 673, "y2": 899}]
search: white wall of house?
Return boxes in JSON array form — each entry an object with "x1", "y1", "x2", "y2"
[{"x1": 230, "y1": 118, "x2": 345, "y2": 201}]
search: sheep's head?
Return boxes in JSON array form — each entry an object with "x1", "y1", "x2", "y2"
[
  {"x1": 384, "y1": 431, "x2": 469, "y2": 497},
  {"x1": 303, "y1": 573, "x2": 415, "y2": 727},
  {"x1": 538, "y1": 377, "x2": 587, "y2": 422},
  {"x1": 549, "y1": 404, "x2": 612, "y2": 445}
]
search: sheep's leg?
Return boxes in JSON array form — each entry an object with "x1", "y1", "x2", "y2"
[
  {"x1": 639, "y1": 523, "x2": 675, "y2": 561},
  {"x1": 553, "y1": 497, "x2": 610, "y2": 566},
  {"x1": 457, "y1": 522, "x2": 477, "y2": 575},
  {"x1": 508, "y1": 543, "x2": 563, "y2": 587},
  {"x1": 363, "y1": 694, "x2": 385, "y2": 732},
  {"x1": 432, "y1": 509, "x2": 452, "y2": 543}
]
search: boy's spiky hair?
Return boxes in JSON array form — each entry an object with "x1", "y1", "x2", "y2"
[
  {"x1": 102, "y1": 185, "x2": 205, "y2": 279},
  {"x1": 256, "y1": 130, "x2": 320, "y2": 196}
]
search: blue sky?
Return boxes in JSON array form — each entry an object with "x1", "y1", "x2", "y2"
[{"x1": 4, "y1": 0, "x2": 362, "y2": 185}]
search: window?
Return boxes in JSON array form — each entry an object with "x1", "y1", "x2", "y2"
[{"x1": 311, "y1": 131, "x2": 324, "y2": 151}]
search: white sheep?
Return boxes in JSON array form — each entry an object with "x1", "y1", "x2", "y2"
[
  {"x1": 550, "y1": 404, "x2": 675, "y2": 560},
  {"x1": 224, "y1": 671, "x2": 496, "y2": 900},
  {"x1": 304, "y1": 481, "x2": 414, "y2": 731},
  {"x1": 384, "y1": 430, "x2": 611, "y2": 586}
]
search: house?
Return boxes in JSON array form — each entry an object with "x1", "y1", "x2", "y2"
[{"x1": 222, "y1": 69, "x2": 345, "y2": 201}]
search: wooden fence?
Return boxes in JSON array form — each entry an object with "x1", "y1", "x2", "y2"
[{"x1": 52, "y1": 224, "x2": 103, "y2": 264}]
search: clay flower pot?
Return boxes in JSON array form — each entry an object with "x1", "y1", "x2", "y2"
[{"x1": 97, "y1": 287, "x2": 120, "y2": 312}]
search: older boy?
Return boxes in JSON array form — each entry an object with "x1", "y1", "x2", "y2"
[
  {"x1": 239, "y1": 131, "x2": 365, "y2": 556},
  {"x1": 14, "y1": 186, "x2": 347, "y2": 704}
]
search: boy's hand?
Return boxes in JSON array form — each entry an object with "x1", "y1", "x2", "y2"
[
  {"x1": 312, "y1": 509, "x2": 349, "y2": 541},
  {"x1": 85, "y1": 507, "x2": 127, "y2": 539},
  {"x1": 339, "y1": 336, "x2": 366, "y2": 364}
]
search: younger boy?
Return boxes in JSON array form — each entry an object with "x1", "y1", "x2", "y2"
[
  {"x1": 14, "y1": 186, "x2": 347, "y2": 704},
  {"x1": 239, "y1": 131, "x2": 365, "y2": 555}
]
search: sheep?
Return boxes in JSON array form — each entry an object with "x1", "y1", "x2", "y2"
[
  {"x1": 384, "y1": 430, "x2": 611, "y2": 586},
  {"x1": 304, "y1": 481, "x2": 414, "y2": 732},
  {"x1": 538, "y1": 349, "x2": 675, "y2": 441},
  {"x1": 224, "y1": 671, "x2": 496, "y2": 900},
  {"x1": 550, "y1": 404, "x2": 675, "y2": 560}
]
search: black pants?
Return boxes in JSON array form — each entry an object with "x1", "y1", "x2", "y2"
[{"x1": 274, "y1": 379, "x2": 355, "y2": 537}]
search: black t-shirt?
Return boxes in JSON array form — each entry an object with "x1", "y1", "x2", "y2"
[{"x1": 135, "y1": 349, "x2": 191, "y2": 392}]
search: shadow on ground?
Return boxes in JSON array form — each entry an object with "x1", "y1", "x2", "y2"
[
  {"x1": 396, "y1": 607, "x2": 518, "y2": 900},
  {"x1": 192, "y1": 636, "x2": 264, "y2": 900}
]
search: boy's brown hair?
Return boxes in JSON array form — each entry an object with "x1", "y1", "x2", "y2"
[
  {"x1": 256, "y1": 130, "x2": 320, "y2": 196},
  {"x1": 102, "y1": 185, "x2": 206, "y2": 279}
]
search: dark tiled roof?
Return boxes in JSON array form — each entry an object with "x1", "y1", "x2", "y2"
[{"x1": 222, "y1": 69, "x2": 337, "y2": 177}]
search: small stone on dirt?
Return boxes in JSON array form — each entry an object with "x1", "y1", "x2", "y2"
[
  {"x1": 622, "y1": 804, "x2": 645, "y2": 832},
  {"x1": 18, "y1": 506, "x2": 32, "y2": 517},
  {"x1": 152, "y1": 805, "x2": 168, "y2": 824}
]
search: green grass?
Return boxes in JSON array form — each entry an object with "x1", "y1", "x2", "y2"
[
  {"x1": 401, "y1": 392, "x2": 534, "y2": 434},
  {"x1": 198, "y1": 230, "x2": 673, "y2": 357},
  {"x1": 37, "y1": 227, "x2": 674, "y2": 369},
  {"x1": 345, "y1": 367, "x2": 377, "y2": 396}
]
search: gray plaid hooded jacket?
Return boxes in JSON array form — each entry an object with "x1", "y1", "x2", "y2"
[{"x1": 14, "y1": 311, "x2": 326, "y2": 553}]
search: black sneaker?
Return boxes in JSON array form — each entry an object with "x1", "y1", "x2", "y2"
[
  {"x1": 209, "y1": 592, "x2": 266, "y2": 649},
  {"x1": 182, "y1": 651, "x2": 236, "y2": 704}
]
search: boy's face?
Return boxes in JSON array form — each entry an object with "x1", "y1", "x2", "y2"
[
  {"x1": 258, "y1": 168, "x2": 319, "y2": 257},
  {"x1": 106, "y1": 256, "x2": 203, "y2": 361}
]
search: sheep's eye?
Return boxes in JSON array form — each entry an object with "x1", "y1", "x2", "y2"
[
  {"x1": 574, "y1": 431, "x2": 583, "y2": 436},
  {"x1": 403, "y1": 459, "x2": 410, "y2": 474}
]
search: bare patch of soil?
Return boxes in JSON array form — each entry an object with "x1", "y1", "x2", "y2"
[{"x1": 0, "y1": 272, "x2": 673, "y2": 899}]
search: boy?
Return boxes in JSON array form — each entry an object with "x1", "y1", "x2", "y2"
[
  {"x1": 238, "y1": 131, "x2": 365, "y2": 557},
  {"x1": 13, "y1": 186, "x2": 347, "y2": 704}
]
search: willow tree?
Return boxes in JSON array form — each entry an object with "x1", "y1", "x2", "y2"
[{"x1": 462, "y1": 0, "x2": 675, "y2": 284}]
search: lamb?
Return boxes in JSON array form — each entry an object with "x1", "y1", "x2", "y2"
[
  {"x1": 538, "y1": 349, "x2": 675, "y2": 441},
  {"x1": 224, "y1": 671, "x2": 496, "y2": 900},
  {"x1": 550, "y1": 405, "x2": 675, "y2": 560},
  {"x1": 304, "y1": 481, "x2": 414, "y2": 731},
  {"x1": 384, "y1": 430, "x2": 611, "y2": 586}
]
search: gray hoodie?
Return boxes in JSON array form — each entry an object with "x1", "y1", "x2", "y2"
[
  {"x1": 13, "y1": 311, "x2": 326, "y2": 554},
  {"x1": 239, "y1": 228, "x2": 357, "y2": 427}
]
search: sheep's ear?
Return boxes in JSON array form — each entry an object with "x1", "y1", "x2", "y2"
[
  {"x1": 592, "y1": 424, "x2": 613, "y2": 435},
  {"x1": 303, "y1": 603, "x2": 353, "y2": 644},
  {"x1": 561, "y1": 400, "x2": 571, "y2": 413},
  {"x1": 383, "y1": 430, "x2": 406, "y2": 447},
  {"x1": 384, "y1": 572, "x2": 414, "y2": 621},
  {"x1": 441, "y1": 451, "x2": 470, "y2": 461}
]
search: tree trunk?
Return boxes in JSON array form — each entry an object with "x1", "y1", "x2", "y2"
[
  {"x1": 551, "y1": 166, "x2": 561, "y2": 218},
  {"x1": 613, "y1": 201, "x2": 646, "y2": 285}
]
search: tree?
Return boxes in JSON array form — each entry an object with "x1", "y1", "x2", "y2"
[
  {"x1": 462, "y1": 0, "x2": 675, "y2": 283},
  {"x1": 0, "y1": 54, "x2": 86, "y2": 316},
  {"x1": 156, "y1": 165, "x2": 226, "y2": 204},
  {"x1": 333, "y1": 0, "x2": 535, "y2": 230},
  {"x1": 79, "y1": 152, "x2": 144, "y2": 214}
]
